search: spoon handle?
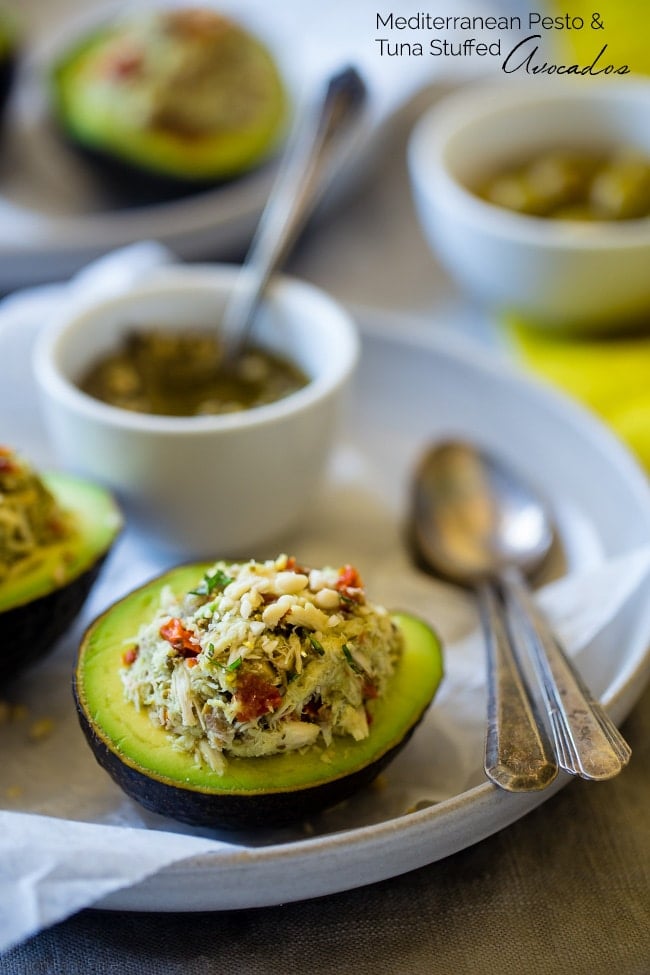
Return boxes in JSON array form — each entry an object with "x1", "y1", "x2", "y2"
[
  {"x1": 501, "y1": 569, "x2": 631, "y2": 780},
  {"x1": 477, "y1": 582, "x2": 558, "y2": 792},
  {"x1": 221, "y1": 66, "x2": 366, "y2": 362}
]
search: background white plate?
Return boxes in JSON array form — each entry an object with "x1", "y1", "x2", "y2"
[{"x1": 1, "y1": 288, "x2": 649, "y2": 911}]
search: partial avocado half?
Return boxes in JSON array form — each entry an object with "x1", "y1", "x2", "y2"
[
  {"x1": 50, "y1": 16, "x2": 288, "y2": 204},
  {"x1": 0, "y1": 473, "x2": 122, "y2": 682},
  {"x1": 74, "y1": 563, "x2": 444, "y2": 829}
]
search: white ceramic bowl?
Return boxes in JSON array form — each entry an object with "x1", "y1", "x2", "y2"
[
  {"x1": 408, "y1": 80, "x2": 650, "y2": 332},
  {"x1": 34, "y1": 265, "x2": 359, "y2": 557}
]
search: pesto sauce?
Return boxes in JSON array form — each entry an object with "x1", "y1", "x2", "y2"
[
  {"x1": 479, "y1": 148, "x2": 650, "y2": 221},
  {"x1": 78, "y1": 329, "x2": 308, "y2": 417}
]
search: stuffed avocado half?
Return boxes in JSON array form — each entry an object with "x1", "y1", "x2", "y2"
[
  {"x1": 0, "y1": 448, "x2": 122, "y2": 682},
  {"x1": 51, "y1": 7, "x2": 288, "y2": 202},
  {"x1": 74, "y1": 557, "x2": 444, "y2": 829}
]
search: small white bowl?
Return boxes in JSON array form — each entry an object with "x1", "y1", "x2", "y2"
[
  {"x1": 34, "y1": 265, "x2": 359, "y2": 557},
  {"x1": 408, "y1": 80, "x2": 650, "y2": 332}
]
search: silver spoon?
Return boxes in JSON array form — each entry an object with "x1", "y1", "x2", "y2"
[
  {"x1": 220, "y1": 66, "x2": 366, "y2": 365},
  {"x1": 411, "y1": 440, "x2": 631, "y2": 790},
  {"x1": 411, "y1": 442, "x2": 557, "y2": 792}
]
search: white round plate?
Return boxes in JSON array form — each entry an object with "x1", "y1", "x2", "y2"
[{"x1": 1, "y1": 286, "x2": 649, "y2": 911}]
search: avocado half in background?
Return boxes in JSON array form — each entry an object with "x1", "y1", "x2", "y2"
[
  {"x1": 50, "y1": 7, "x2": 288, "y2": 204},
  {"x1": 74, "y1": 564, "x2": 444, "y2": 829},
  {"x1": 0, "y1": 12, "x2": 17, "y2": 126},
  {"x1": 0, "y1": 472, "x2": 122, "y2": 683}
]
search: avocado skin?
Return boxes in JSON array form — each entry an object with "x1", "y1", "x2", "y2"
[
  {"x1": 57, "y1": 137, "x2": 255, "y2": 208},
  {"x1": 74, "y1": 694, "x2": 421, "y2": 829},
  {"x1": 1, "y1": 556, "x2": 108, "y2": 683},
  {"x1": 0, "y1": 54, "x2": 15, "y2": 124}
]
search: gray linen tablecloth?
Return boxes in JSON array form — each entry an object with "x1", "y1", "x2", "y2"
[{"x1": 2, "y1": 94, "x2": 649, "y2": 975}]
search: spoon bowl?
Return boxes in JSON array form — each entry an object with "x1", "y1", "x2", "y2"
[{"x1": 412, "y1": 441, "x2": 554, "y2": 584}]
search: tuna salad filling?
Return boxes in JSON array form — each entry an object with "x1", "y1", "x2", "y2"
[
  {"x1": 0, "y1": 447, "x2": 71, "y2": 582},
  {"x1": 81, "y1": 9, "x2": 281, "y2": 137},
  {"x1": 121, "y1": 555, "x2": 403, "y2": 773}
]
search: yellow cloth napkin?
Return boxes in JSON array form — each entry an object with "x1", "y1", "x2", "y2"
[
  {"x1": 549, "y1": 0, "x2": 650, "y2": 75},
  {"x1": 507, "y1": 321, "x2": 650, "y2": 472}
]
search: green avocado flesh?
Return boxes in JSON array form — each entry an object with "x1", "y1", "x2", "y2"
[
  {"x1": 52, "y1": 28, "x2": 287, "y2": 186},
  {"x1": 75, "y1": 564, "x2": 444, "y2": 828},
  {"x1": 0, "y1": 473, "x2": 122, "y2": 681}
]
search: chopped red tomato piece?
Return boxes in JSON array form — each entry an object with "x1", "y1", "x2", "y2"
[
  {"x1": 336, "y1": 564, "x2": 363, "y2": 591},
  {"x1": 0, "y1": 447, "x2": 18, "y2": 474},
  {"x1": 122, "y1": 646, "x2": 139, "y2": 666},
  {"x1": 335, "y1": 564, "x2": 365, "y2": 603},
  {"x1": 235, "y1": 672, "x2": 282, "y2": 722},
  {"x1": 362, "y1": 681, "x2": 378, "y2": 700},
  {"x1": 105, "y1": 48, "x2": 143, "y2": 81},
  {"x1": 159, "y1": 618, "x2": 199, "y2": 657},
  {"x1": 285, "y1": 556, "x2": 309, "y2": 574}
]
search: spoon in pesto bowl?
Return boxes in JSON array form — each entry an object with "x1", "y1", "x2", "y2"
[
  {"x1": 220, "y1": 65, "x2": 367, "y2": 364},
  {"x1": 410, "y1": 440, "x2": 631, "y2": 790}
]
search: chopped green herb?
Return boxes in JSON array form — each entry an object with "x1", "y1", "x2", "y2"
[
  {"x1": 226, "y1": 657, "x2": 242, "y2": 672},
  {"x1": 342, "y1": 644, "x2": 363, "y2": 674},
  {"x1": 190, "y1": 568, "x2": 233, "y2": 597},
  {"x1": 309, "y1": 635, "x2": 325, "y2": 656}
]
